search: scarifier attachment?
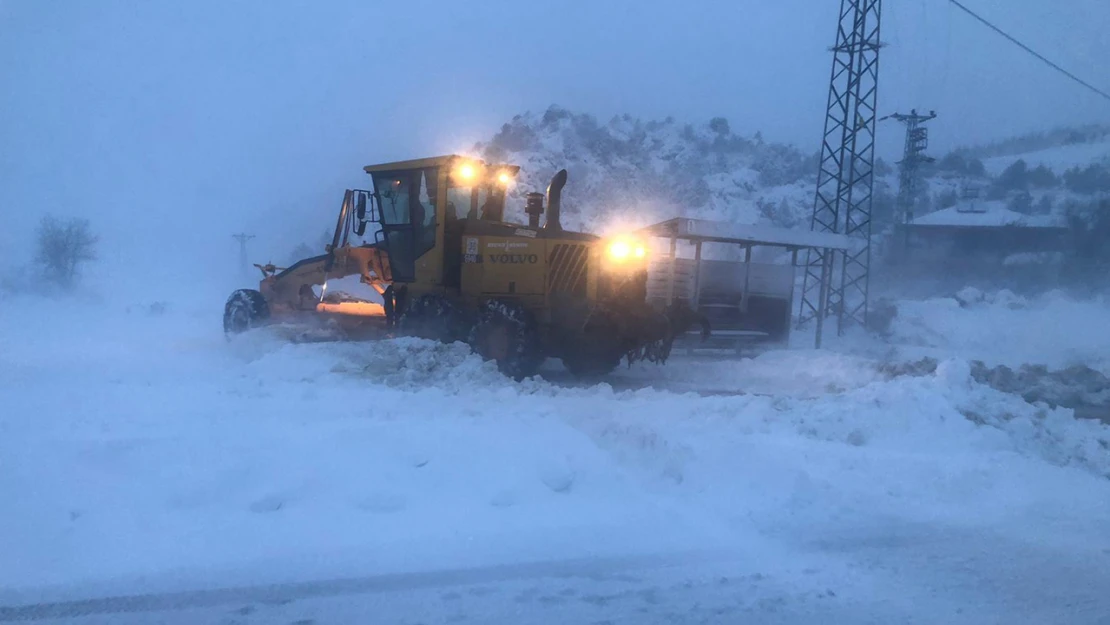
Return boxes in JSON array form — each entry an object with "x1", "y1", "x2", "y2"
[
  {"x1": 625, "y1": 301, "x2": 710, "y2": 366},
  {"x1": 583, "y1": 298, "x2": 710, "y2": 368}
]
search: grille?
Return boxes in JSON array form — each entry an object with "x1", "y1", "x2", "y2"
[{"x1": 547, "y1": 244, "x2": 588, "y2": 297}]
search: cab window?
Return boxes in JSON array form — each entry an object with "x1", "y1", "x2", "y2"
[
  {"x1": 446, "y1": 180, "x2": 505, "y2": 221},
  {"x1": 370, "y1": 167, "x2": 439, "y2": 281}
]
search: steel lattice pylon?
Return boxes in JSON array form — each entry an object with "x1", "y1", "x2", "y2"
[
  {"x1": 798, "y1": 0, "x2": 882, "y2": 346},
  {"x1": 889, "y1": 109, "x2": 937, "y2": 225}
]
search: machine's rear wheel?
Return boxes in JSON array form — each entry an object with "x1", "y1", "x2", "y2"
[
  {"x1": 398, "y1": 294, "x2": 467, "y2": 343},
  {"x1": 468, "y1": 300, "x2": 543, "y2": 381},
  {"x1": 223, "y1": 289, "x2": 270, "y2": 336}
]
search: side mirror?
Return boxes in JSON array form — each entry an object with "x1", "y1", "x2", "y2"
[
  {"x1": 353, "y1": 192, "x2": 369, "y2": 237},
  {"x1": 356, "y1": 193, "x2": 367, "y2": 221}
]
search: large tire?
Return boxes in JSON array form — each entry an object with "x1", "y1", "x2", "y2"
[
  {"x1": 398, "y1": 294, "x2": 467, "y2": 343},
  {"x1": 468, "y1": 300, "x2": 543, "y2": 381},
  {"x1": 223, "y1": 289, "x2": 270, "y2": 336},
  {"x1": 562, "y1": 312, "x2": 623, "y2": 377}
]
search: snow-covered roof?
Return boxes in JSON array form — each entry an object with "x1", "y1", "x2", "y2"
[
  {"x1": 640, "y1": 218, "x2": 852, "y2": 250},
  {"x1": 911, "y1": 202, "x2": 1065, "y2": 229}
]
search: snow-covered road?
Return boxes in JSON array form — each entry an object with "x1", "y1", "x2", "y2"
[
  {"x1": 2, "y1": 292, "x2": 1109, "y2": 623},
  {"x1": 7, "y1": 539, "x2": 1108, "y2": 625}
]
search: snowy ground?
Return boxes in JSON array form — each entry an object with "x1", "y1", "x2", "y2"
[{"x1": 1, "y1": 289, "x2": 1110, "y2": 624}]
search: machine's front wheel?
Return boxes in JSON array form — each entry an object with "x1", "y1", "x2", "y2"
[
  {"x1": 223, "y1": 289, "x2": 270, "y2": 336},
  {"x1": 562, "y1": 309, "x2": 623, "y2": 377},
  {"x1": 398, "y1": 294, "x2": 468, "y2": 343},
  {"x1": 468, "y1": 300, "x2": 543, "y2": 381}
]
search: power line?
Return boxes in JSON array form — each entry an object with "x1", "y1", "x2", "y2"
[{"x1": 947, "y1": 0, "x2": 1110, "y2": 104}]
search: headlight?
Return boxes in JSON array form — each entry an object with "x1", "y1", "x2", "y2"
[
  {"x1": 457, "y1": 164, "x2": 476, "y2": 180},
  {"x1": 606, "y1": 238, "x2": 648, "y2": 262},
  {"x1": 497, "y1": 171, "x2": 512, "y2": 185},
  {"x1": 608, "y1": 240, "x2": 632, "y2": 259}
]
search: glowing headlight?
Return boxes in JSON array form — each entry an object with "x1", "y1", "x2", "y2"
[
  {"x1": 608, "y1": 240, "x2": 632, "y2": 259},
  {"x1": 457, "y1": 164, "x2": 475, "y2": 179},
  {"x1": 634, "y1": 244, "x2": 646, "y2": 258},
  {"x1": 497, "y1": 171, "x2": 512, "y2": 185}
]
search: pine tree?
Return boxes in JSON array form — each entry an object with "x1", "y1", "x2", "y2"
[{"x1": 996, "y1": 159, "x2": 1029, "y2": 192}]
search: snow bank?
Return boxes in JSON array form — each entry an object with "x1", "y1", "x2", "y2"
[
  {"x1": 606, "y1": 349, "x2": 883, "y2": 397},
  {"x1": 2, "y1": 293, "x2": 1110, "y2": 604},
  {"x1": 889, "y1": 290, "x2": 1110, "y2": 373},
  {"x1": 561, "y1": 359, "x2": 1110, "y2": 564}
]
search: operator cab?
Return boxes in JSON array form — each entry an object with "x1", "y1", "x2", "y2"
[{"x1": 361, "y1": 155, "x2": 519, "y2": 286}]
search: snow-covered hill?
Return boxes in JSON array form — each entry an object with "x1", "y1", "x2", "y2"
[
  {"x1": 982, "y1": 140, "x2": 1110, "y2": 177},
  {"x1": 472, "y1": 107, "x2": 824, "y2": 234},
  {"x1": 961, "y1": 124, "x2": 1110, "y2": 162}
]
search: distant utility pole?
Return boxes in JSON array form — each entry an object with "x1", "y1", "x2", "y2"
[
  {"x1": 887, "y1": 109, "x2": 937, "y2": 225},
  {"x1": 231, "y1": 233, "x2": 255, "y2": 275}
]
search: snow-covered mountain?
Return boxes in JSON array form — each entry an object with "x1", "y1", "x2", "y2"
[{"x1": 472, "y1": 106, "x2": 826, "y2": 234}]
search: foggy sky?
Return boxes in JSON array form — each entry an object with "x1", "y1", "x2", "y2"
[{"x1": 1, "y1": 0, "x2": 1108, "y2": 290}]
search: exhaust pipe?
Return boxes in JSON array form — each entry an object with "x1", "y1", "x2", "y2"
[{"x1": 544, "y1": 169, "x2": 568, "y2": 231}]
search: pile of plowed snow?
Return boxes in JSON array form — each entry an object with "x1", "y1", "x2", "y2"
[{"x1": 232, "y1": 328, "x2": 1110, "y2": 481}]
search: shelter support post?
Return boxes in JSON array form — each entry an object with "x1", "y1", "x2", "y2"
[
  {"x1": 692, "y1": 241, "x2": 703, "y2": 307},
  {"x1": 815, "y1": 248, "x2": 832, "y2": 349},
  {"x1": 666, "y1": 236, "x2": 677, "y2": 305},
  {"x1": 741, "y1": 245, "x2": 752, "y2": 313},
  {"x1": 788, "y1": 248, "x2": 800, "y2": 337}
]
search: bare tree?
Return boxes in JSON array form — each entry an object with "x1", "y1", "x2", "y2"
[{"x1": 35, "y1": 215, "x2": 98, "y2": 288}]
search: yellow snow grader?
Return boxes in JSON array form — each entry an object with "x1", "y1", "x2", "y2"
[{"x1": 223, "y1": 154, "x2": 706, "y2": 378}]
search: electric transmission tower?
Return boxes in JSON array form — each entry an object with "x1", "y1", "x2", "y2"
[
  {"x1": 887, "y1": 109, "x2": 937, "y2": 225},
  {"x1": 798, "y1": 0, "x2": 883, "y2": 345},
  {"x1": 232, "y1": 233, "x2": 255, "y2": 275}
]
